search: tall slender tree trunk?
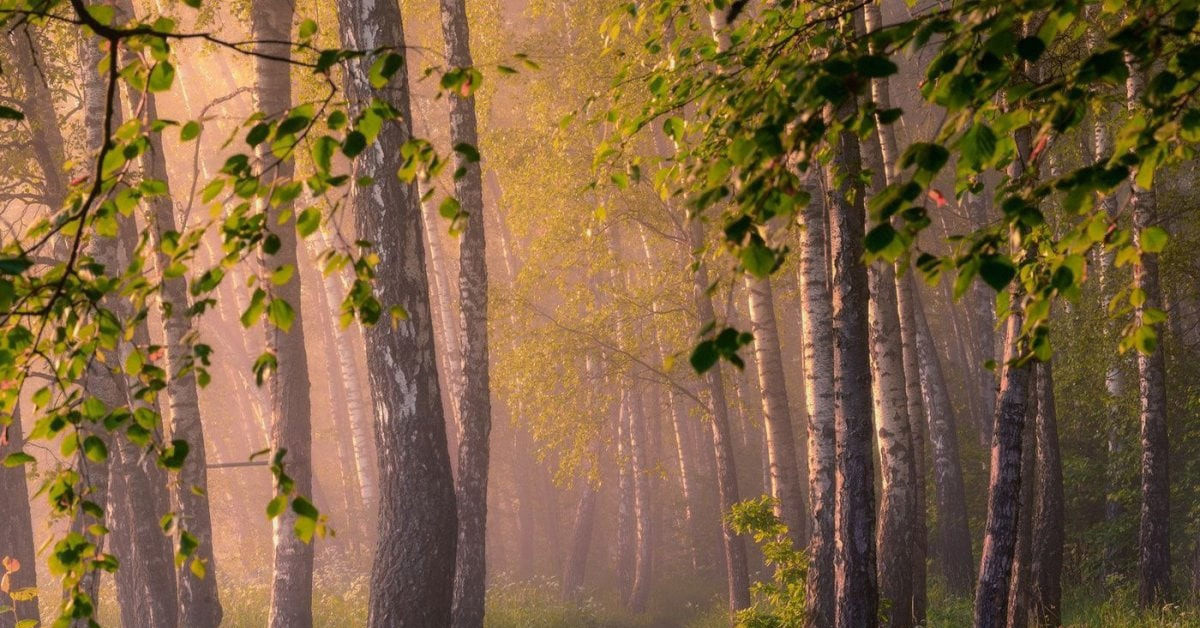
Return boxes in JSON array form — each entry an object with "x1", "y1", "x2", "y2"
[
  {"x1": 747, "y1": 276, "x2": 808, "y2": 546},
  {"x1": 251, "y1": 3, "x2": 316, "y2": 626},
  {"x1": 895, "y1": 271, "x2": 929, "y2": 618},
  {"x1": 1030, "y1": 362, "x2": 1064, "y2": 626},
  {"x1": 912, "y1": 283, "x2": 975, "y2": 594},
  {"x1": 827, "y1": 97, "x2": 878, "y2": 627},
  {"x1": 616, "y1": 393, "x2": 636, "y2": 603},
  {"x1": 118, "y1": 21, "x2": 222, "y2": 619},
  {"x1": 637, "y1": 229, "x2": 710, "y2": 567},
  {"x1": 337, "y1": 1, "x2": 459, "y2": 623},
  {"x1": 440, "y1": 2, "x2": 493, "y2": 624},
  {"x1": 562, "y1": 480, "x2": 599, "y2": 599},
  {"x1": 316, "y1": 230, "x2": 377, "y2": 512},
  {"x1": 1126, "y1": 56, "x2": 1171, "y2": 608},
  {"x1": 973, "y1": 310, "x2": 1032, "y2": 628},
  {"x1": 800, "y1": 172, "x2": 837, "y2": 628},
  {"x1": 629, "y1": 387, "x2": 654, "y2": 613},
  {"x1": 965, "y1": 192, "x2": 997, "y2": 448},
  {"x1": 859, "y1": 58, "x2": 917, "y2": 624},
  {"x1": 0, "y1": 406, "x2": 38, "y2": 628},
  {"x1": 72, "y1": 32, "x2": 115, "y2": 623},
  {"x1": 1006, "y1": 380, "x2": 1038, "y2": 628},
  {"x1": 688, "y1": 221, "x2": 751, "y2": 612}
]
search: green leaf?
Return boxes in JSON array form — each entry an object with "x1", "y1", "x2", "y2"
[
  {"x1": 0, "y1": 257, "x2": 32, "y2": 275},
  {"x1": 1141, "y1": 226, "x2": 1168, "y2": 253},
  {"x1": 740, "y1": 241, "x2": 775, "y2": 278},
  {"x1": 270, "y1": 265, "x2": 295, "y2": 286},
  {"x1": 266, "y1": 495, "x2": 287, "y2": 518},
  {"x1": 292, "y1": 496, "x2": 319, "y2": 519},
  {"x1": 246, "y1": 123, "x2": 271, "y2": 147},
  {"x1": 180, "y1": 121, "x2": 201, "y2": 141},
  {"x1": 148, "y1": 61, "x2": 176, "y2": 92},
  {"x1": 342, "y1": 131, "x2": 367, "y2": 158},
  {"x1": 83, "y1": 436, "x2": 108, "y2": 463},
  {"x1": 296, "y1": 208, "x2": 321, "y2": 237},
  {"x1": 453, "y1": 142, "x2": 481, "y2": 163},
  {"x1": 298, "y1": 19, "x2": 318, "y2": 40},
  {"x1": 3, "y1": 452, "x2": 35, "y2": 467},
  {"x1": 1016, "y1": 36, "x2": 1045, "y2": 61},
  {"x1": 369, "y1": 53, "x2": 405, "y2": 89},
  {"x1": 159, "y1": 440, "x2": 190, "y2": 469},
  {"x1": 0, "y1": 105, "x2": 24, "y2": 121},
  {"x1": 979, "y1": 255, "x2": 1016, "y2": 291},
  {"x1": 312, "y1": 136, "x2": 337, "y2": 174},
  {"x1": 690, "y1": 341, "x2": 719, "y2": 374},
  {"x1": 268, "y1": 299, "x2": 296, "y2": 332},
  {"x1": 856, "y1": 55, "x2": 898, "y2": 78}
]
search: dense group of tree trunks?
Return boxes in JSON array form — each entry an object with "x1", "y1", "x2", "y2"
[{"x1": 336, "y1": 0, "x2": 460, "y2": 624}]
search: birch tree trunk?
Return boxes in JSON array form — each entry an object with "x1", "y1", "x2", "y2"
[
  {"x1": 1126, "y1": 56, "x2": 1172, "y2": 608},
  {"x1": 316, "y1": 230, "x2": 377, "y2": 511},
  {"x1": 1006, "y1": 381, "x2": 1037, "y2": 628},
  {"x1": 1030, "y1": 361, "x2": 1064, "y2": 626},
  {"x1": 337, "y1": 1, "x2": 459, "y2": 623},
  {"x1": 973, "y1": 310, "x2": 1032, "y2": 628},
  {"x1": 251, "y1": 3, "x2": 316, "y2": 626},
  {"x1": 859, "y1": 59, "x2": 917, "y2": 624},
  {"x1": 688, "y1": 222, "x2": 751, "y2": 612},
  {"x1": 912, "y1": 283, "x2": 975, "y2": 593},
  {"x1": 616, "y1": 394, "x2": 636, "y2": 603},
  {"x1": 0, "y1": 406, "x2": 38, "y2": 628},
  {"x1": 800, "y1": 174, "x2": 837, "y2": 628},
  {"x1": 117, "y1": 26, "x2": 222, "y2": 621},
  {"x1": 637, "y1": 229, "x2": 710, "y2": 567},
  {"x1": 828, "y1": 100, "x2": 878, "y2": 628},
  {"x1": 439, "y1": 2, "x2": 493, "y2": 624},
  {"x1": 747, "y1": 276, "x2": 808, "y2": 545},
  {"x1": 628, "y1": 387, "x2": 654, "y2": 613}
]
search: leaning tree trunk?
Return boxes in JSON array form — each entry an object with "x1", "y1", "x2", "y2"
[
  {"x1": 252, "y1": 2, "x2": 317, "y2": 627},
  {"x1": 799, "y1": 172, "x2": 837, "y2": 628},
  {"x1": 337, "y1": 0, "x2": 459, "y2": 624},
  {"x1": 638, "y1": 228, "x2": 711, "y2": 567},
  {"x1": 439, "y1": 1, "x2": 493, "y2": 624},
  {"x1": 688, "y1": 221, "x2": 751, "y2": 612},
  {"x1": 973, "y1": 309, "x2": 1033, "y2": 628},
  {"x1": 828, "y1": 100, "x2": 878, "y2": 628},
  {"x1": 912, "y1": 282, "x2": 975, "y2": 594},
  {"x1": 746, "y1": 276, "x2": 808, "y2": 546},
  {"x1": 0, "y1": 406, "x2": 38, "y2": 628},
  {"x1": 119, "y1": 26, "x2": 222, "y2": 621},
  {"x1": 861, "y1": 89, "x2": 917, "y2": 628},
  {"x1": 1126, "y1": 55, "x2": 1171, "y2": 608},
  {"x1": 1030, "y1": 361, "x2": 1064, "y2": 627}
]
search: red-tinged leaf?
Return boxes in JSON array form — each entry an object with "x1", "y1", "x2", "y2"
[
  {"x1": 929, "y1": 188, "x2": 947, "y2": 207},
  {"x1": 1029, "y1": 134, "x2": 1049, "y2": 163}
]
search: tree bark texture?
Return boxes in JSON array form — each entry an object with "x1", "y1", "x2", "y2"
[{"x1": 337, "y1": 1, "x2": 459, "y2": 624}]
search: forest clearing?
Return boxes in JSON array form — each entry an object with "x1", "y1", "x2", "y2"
[{"x1": 2, "y1": 0, "x2": 1200, "y2": 627}]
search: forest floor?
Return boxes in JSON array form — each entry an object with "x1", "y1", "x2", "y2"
[{"x1": 78, "y1": 573, "x2": 1200, "y2": 627}]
